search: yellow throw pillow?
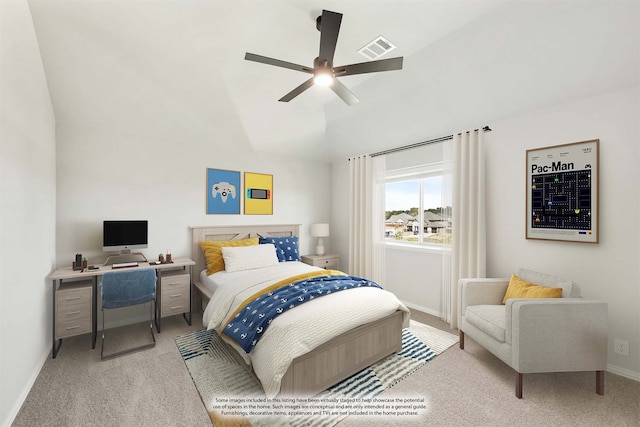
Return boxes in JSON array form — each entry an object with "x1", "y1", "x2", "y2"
[
  {"x1": 502, "y1": 273, "x2": 563, "y2": 304},
  {"x1": 200, "y1": 238, "x2": 259, "y2": 275}
]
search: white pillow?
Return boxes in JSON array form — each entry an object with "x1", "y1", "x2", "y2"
[{"x1": 221, "y1": 243, "x2": 279, "y2": 273}]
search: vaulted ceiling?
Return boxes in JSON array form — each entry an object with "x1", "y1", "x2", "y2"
[{"x1": 27, "y1": 0, "x2": 639, "y2": 160}]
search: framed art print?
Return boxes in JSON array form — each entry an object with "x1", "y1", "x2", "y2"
[
  {"x1": 244, "y1": 172, "x2": 273, "y2": 215},
  {"x1": 526, "y1": 139, "x2": 599, "y2": 243},
  {"x1": 206, "y1": 168, "x2": 240, "y2": 214}
]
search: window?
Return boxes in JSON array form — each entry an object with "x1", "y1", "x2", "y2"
[{"x1": 384, "y1": 164, "x2": 451, "y2": 247}]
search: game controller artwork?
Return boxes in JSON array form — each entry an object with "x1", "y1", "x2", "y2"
[
  {"x1": 206, "y1": 169, "x2": 241, "y2": 214},
  {"x1": 526, "y1": 139, "x2": 599, "y2": 243},
  {"x1": 212, "y1": 182, "x2": 236, "y2": 203}
]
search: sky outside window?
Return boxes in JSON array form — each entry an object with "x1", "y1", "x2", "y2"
[{"x1": 386, "y1": 176, "x2": 443, "y2": 212}]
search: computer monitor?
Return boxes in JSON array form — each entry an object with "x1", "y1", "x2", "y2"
[{"x1": 103, "y1": 220, "x2": 148, "y2": 254}]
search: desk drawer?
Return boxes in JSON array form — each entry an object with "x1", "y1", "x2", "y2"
[
  {"x1": 161, "y1": 289, "x2": 189, "y2": 317},
  {"x1": 161, "y1": 274, "x2": 189, "y2": 295},
  {"x1": 55, "y1": 281, "x2": 92, "y2": 339},
  {"x1": 56, "y1": 286, "x2": 91, "y2": 309},
  {"x1": 56, "y1": 316, "x2": 91, "y2": 339},
  {"x1": 57, "y1": 302, "x2": 90, "y2": 321},
  {"x1": 161, "y1": 296, "x2": 190, "y2": 317},
  {"x1": 160, "y1": 271, "x2": 190, "y2": 317}
]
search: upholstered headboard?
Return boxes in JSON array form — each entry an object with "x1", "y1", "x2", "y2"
[{"x1": 190, "y1": 224, "x2": 301, "y2": 280}]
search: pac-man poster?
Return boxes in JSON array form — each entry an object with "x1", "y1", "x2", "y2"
[
  {"x1": 526, "y1": 139, "x2": 599, "y2": 243},
  {"x1": 206, "y1": 168, "x2": 240, "y2": 214},
  {"x1": 244, "y1": 172, "x2": 273, "y2": 215}
]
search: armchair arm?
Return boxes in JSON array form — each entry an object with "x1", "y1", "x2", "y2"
[
  {"x1": 508, "y1": 299, "x2": 608, "y2": 373},
  {"x1": 458, "y1": 278, "x2": 509, "y2": 326},
  {"x1": 459, "y1": 278, "x2": 509, "y2": 308}
]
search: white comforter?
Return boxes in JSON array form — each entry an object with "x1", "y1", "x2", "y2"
[{"x1": 202, "y1": 261, "x2": 410, "y2": 398}]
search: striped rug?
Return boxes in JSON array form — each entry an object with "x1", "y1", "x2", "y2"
[{"x1": 175, "y1": 320, "x2": 458, "y2": 427}]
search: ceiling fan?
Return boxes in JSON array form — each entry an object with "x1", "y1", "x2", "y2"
[{"x1": 245, "y1": 9, "x2": 403, "y2": 106}]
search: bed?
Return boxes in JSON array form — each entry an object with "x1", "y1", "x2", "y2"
[{"x1": 190, "y1": 224, "x2": 409, "y2": 398}]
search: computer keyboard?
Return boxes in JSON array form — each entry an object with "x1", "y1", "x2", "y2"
[{"x1": 112, "y1": 262, "x2": 139, "y2": 269}]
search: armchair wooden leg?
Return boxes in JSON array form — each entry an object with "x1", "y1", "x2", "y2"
[
  {"x1": 459, "y1": 331, "x2": 465, "y2": 349},
  {"x1": 596, "y1": 370, "x2": 604, "y2": 395},
  {"x1": 515, "y1": 372, "x2": 523, "y2": 399}
]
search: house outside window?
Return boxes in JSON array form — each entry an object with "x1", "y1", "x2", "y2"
[{"x1": 384, "y1": 164, "x2": 451, "y2": 248}]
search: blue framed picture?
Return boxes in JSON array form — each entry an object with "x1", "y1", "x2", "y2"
[{"x1": 206, "y1": 168, "x2": 241, "y2": 214}]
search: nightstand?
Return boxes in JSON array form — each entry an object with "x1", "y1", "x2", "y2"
[{"x1": 301, "y1": 254, "x2": 339, "y2": 270}]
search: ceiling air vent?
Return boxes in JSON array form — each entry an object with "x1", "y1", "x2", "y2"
[{"x1": 357, "y1": 35, "x2": 397, "y2": 60}]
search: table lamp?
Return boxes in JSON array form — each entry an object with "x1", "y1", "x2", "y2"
[{"x1": 310, "y1": 223, "x2": 330, "y2": 256}]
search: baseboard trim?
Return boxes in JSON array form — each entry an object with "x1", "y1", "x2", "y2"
[
  {"x1": 401, "y1": 300, "x2": 442, "y2": 318},
  {"x1": 607, "y1": 363, "x2": 640, "y2": 382},
  {"x1": 4, "y1": 345, "x2": 51, "y2": 427}
]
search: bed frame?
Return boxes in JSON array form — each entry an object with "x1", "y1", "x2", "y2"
[{"x1": 190, "y1": 224, "x2": 404, "y2": 397}]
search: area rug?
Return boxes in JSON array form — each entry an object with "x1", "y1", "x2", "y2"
[{"x1": 175, "y1": 320, "x2": 458, "y2": 427}]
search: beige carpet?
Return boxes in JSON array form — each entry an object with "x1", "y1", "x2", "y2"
[
  {"x1": 12, "y1": 311, "x2": 640, "y2": 426},
  {"x1": 12, "y1": 316, "x2": 212, "y2": 426}
]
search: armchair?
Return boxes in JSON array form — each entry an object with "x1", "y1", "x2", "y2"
[{"x1": 458, "y1": 268, "x2": 608, "y2": 398}]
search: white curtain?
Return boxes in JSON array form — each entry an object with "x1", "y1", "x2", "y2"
[
  {"x1": 441, "y1": 142, "x2": 453, "y2": 325},
  {"x1": 348, "y1": 155, "x2": 386, "y2": 283},
  {"x1": 443, "y1": 130, "x2": 487, "y2": 329}
]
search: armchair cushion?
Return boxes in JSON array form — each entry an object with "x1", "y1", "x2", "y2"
[
  {"x1": 466, "y1": 305, "x2": 506, "y2": 343},
  {"x1": 502, "y1": 274, "x2": 563, "y2": 304}
]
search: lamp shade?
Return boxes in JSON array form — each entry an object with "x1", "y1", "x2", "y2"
[{"x1": 310, "y1": 223, "x2": 330, "y2": 237}]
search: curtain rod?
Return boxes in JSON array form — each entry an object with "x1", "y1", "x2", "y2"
[{"x1": 369, "y1": 125, "x2": 491, "y2": 158}]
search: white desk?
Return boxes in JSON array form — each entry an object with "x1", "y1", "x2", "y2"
[{"x1": 46, "y1": 257, "x2": 195, "y2": 358}]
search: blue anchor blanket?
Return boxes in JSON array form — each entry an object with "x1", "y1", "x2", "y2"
[{"x1": 220, "y1": 271, "x2": 382, "y2": 353}]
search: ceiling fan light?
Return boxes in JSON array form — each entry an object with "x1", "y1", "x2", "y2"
[{"x1": 313, "y1": 69, "x2": 334, "y2": 86}]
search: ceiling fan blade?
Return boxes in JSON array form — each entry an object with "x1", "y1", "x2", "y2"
[
  {"x1": 334, "y1": 56, "x2": 403, "y2": 77},
  {"x1": 279, "y1": 77, "x2": 315, "y2": 102},
  {"x1": 318, "y1": 10, "x2": 342, "y2": 65},
  {"x1": 330, "y1": 79, "x2": 359, "y2": 106},
  {"x1": 245, "y1": 52, "x2": 313, "y2": 73}
]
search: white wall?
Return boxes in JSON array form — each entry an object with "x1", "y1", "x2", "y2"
[
  {"x1": 330, "y1": 85, "x2": 640, "y2": 379},
  {"x1": 55, "y1": 125, "x2": 332, "y2": 267},
  {"x1": 330, "y1": 160, "x2": 350, "y2": 275},
  {"x1": 385, "y1": 246, "x2": 443, "y2": 316},
  {"x1": 0, "y1": 1, "x2": 57, "y2": 425}
]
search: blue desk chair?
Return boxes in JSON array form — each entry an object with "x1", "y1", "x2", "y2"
[{"x1": 100, "y1": 268, "x2": 157, "y2": 359}]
